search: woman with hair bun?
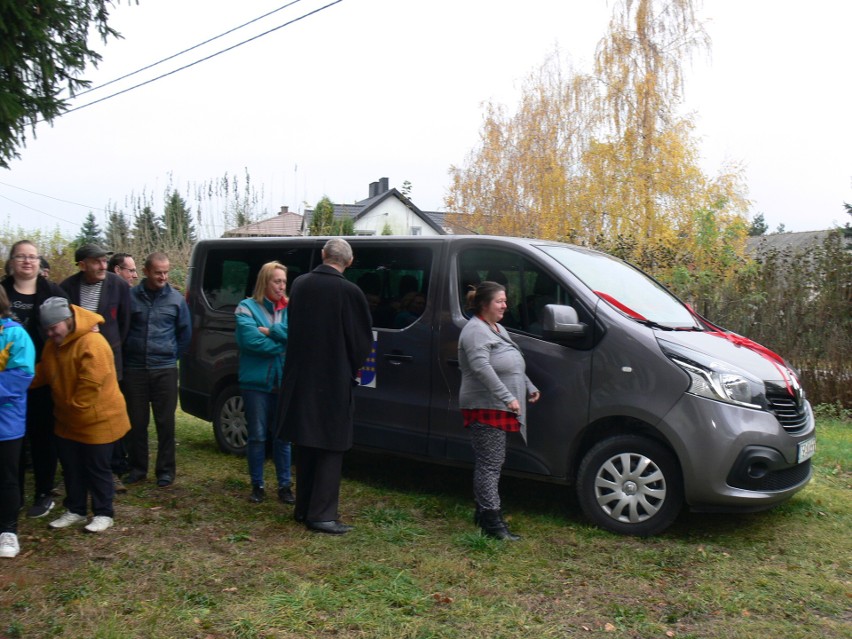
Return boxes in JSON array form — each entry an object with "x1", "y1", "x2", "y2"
[{"x1": 458, "y1": 281, "x2": 540, "y2": 540}]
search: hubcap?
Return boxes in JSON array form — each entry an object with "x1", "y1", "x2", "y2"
[
  {"x1": 220, "y1": 396, "x2": 247, "y2": 449},
  {"x1": 594, "y1": 452, "x2": 667, "y2": 523}
]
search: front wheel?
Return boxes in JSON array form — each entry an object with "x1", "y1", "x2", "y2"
[
  {"x1": 577, "y1": 435, "x2": 683, "y2": 536},
  {"x1": 212, "y1": 385, "x2": 247, "y2": 456}
]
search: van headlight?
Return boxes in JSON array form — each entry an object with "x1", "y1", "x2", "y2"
[{"x1": 670, "y1": 357, "x2": 762, "y2": 409}]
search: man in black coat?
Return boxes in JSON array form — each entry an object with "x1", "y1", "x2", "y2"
[
  {"x1": 60, "y1": 244, "x2": 131, "y2": 377},
  {"x1": 60, "y1": 244, "x2": 132, "y2": 487},
  {"x1": 276, "y1": 238, "x2": 373, "y2": 534}
]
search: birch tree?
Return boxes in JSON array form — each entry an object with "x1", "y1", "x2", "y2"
[{"x1": 446, "y1": 0, "x2": 750, "y2": 276}]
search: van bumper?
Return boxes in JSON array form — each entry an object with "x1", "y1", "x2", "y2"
[{"x1": 659, "y1": 393, "x2": 815, "y2": 512}]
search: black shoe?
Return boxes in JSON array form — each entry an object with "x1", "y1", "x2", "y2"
[
  {"x1": 277, "y1": 486, "x2": 295, "y2": 505},
  {"x1": 306, "y1": 520, "x2": 352, "y2": 535},
  {"x1": 249, "y1": 484, "x2": 265, "y2": 503},
  {"x1": 124, "y1": 471, "x2": 147, "y2": 485},
  {"x1": 156, "y1": 475, "x2": 173, "y2": 488},
  {"x1": 293, "y1": 511, "x2": 306, "y2": 523},
  {"x1": 26, "y1": 494, "x2": 55, "y2": 519}
]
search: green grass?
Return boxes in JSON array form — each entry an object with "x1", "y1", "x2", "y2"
[{"x1": 1, "y1": 412, "x2": 849, "y2": 638}]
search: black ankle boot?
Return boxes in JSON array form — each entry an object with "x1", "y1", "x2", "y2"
[
  {"x1": 248, "y1": 484, "x2": 265, "y2": 503},
  {"x1": 473, "y1": 503, "x2": 483, "y2": 526},
  {"x1": 479, "y1": 509, "x2": 520, "y2": 541}
]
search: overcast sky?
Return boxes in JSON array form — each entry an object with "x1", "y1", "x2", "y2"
[{"x1": 1, "y1": 0, "x2": 850, "y2": 239}]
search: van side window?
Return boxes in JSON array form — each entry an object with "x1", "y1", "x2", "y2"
[
  {"x1": 201, "y1": 248, "x2": 315, "y2": 312},
  {"x1": 345, "y1": 246, "x2": 433, "y2": 329},
  {"x1": 458, "y1": 248, "x2": 571, "y2": 337}
]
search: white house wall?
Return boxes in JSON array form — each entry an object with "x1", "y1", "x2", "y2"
[{"x1": 354, "y1": 198, "x2": 441, "y2": 236}]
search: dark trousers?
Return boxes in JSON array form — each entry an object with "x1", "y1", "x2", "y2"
[
  {"x1": 293, "y1": 445, "x2": 344, "y2": 523},
  {"x1": 55, "y1": 436, "x2": 115, "y2": 518},
  {"x1": 123, "y1": 368, "x2": 178, "y2": 479},
  {"x1": 20, "y1": 385, "x2": 58, "y2": 500},
  {"x1": 0, "y1": 438, "x2": 23, "y2": 534}
]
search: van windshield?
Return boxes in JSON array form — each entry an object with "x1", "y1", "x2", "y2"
[{"x1": 538, "y1": 245, "x2": 700, "y2": 329}]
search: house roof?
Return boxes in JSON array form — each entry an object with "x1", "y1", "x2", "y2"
[
  {"x1": 223, "y1": 178, "x2": 451, "y2": 237},
  {"x1": 745, "y1": 229, "x2": 851, "y2": 258},
  {"x1": 303, "y1": 184, "x2": 447, "y2": 235},
  {"x1": 224, "y1": 209, "x2": 304, "y2": 237}
]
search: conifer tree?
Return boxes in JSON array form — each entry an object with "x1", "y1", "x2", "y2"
[
  {"x1": 104, "y1": 209, "x2": 131, "y2": 251},
  {"x1": 74, "y1": 212, "x2": 105, "y2": 247}
]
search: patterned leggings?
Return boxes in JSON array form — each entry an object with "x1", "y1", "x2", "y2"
[{"x1": 470, "y1": 422, "x2": 507, "y2": 511}]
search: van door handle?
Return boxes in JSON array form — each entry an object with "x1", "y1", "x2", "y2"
[{"x1": 384, "y1": 353, "x2": 414, "y2": 364}]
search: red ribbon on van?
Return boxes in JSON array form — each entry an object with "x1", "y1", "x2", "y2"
[{"x1": 687, "y1": 305, "x2": 799, "y2": 399}]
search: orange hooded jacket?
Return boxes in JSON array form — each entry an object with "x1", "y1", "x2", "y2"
[{"x1": 32, "y1": 304, "x2": 130, "y2": 445}]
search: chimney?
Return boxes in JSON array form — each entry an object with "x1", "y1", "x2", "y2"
[
  {"x1": 379, "y1": 177, "x2": 389, "y2": 193},
  {"x1": 279, "y1": 205, "x2": 289, "y2": 215},
  {"x1": 369, "y1": 181, "x2": 379, "y2": 198}
]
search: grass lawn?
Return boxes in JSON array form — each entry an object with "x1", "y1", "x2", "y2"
[{"x1": 1, "y1": 410, "x2": 849, "y2": 639}]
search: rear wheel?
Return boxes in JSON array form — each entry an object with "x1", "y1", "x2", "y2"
[
  {"x1": 212, "y1": 385, "x2": 247, "y2": 456},
  {"x1": 577, "y1": 435, "x2": 683, "y2": 536}
]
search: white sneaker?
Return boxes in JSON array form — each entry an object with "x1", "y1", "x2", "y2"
[
  {"x1": 49, "y1": 511, "x2": 87, "y2": 529},
  {"x1": 84, "y1": 516, "x2": 113, "y2": 533},
  {"x1": 0, "y1": 532, "x2": 20, "y2": 558}
]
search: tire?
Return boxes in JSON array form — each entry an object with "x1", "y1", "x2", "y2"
[
  {"x1": 577, "y1": 435, "x2": 683, "y2": 536},
  {"x1": 212, "y1": 385, "x2": 248, "y2": 456}
]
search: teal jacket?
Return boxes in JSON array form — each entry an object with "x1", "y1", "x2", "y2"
[
  {"x1": 0, "y1": 317, "x2": 35, "y2": 442},
  {"x1": 234, "y1": 298, "x2": 288, "y2": 393}
]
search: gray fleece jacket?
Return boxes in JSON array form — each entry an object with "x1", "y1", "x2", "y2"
[{"x1": 458, "y1": 316, "x2": 539, "y2": 443}]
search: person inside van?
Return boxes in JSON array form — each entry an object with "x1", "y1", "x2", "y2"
[
  {"x1": 458, "y1": 281, "x2": 540, "y2": 540},
  {"x1": 234, "y1": 261, "x2": 294, "y2": 506}
]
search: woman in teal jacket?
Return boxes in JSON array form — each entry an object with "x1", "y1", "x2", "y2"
[{"x1": 235, "y1": 261, "x2": 293, "y2": 505}]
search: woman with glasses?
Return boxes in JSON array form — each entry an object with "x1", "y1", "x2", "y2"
[{"x1": 1, "y1": 240, "x2": 68, "y2": 519}]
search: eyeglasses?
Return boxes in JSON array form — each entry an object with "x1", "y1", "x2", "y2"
[
  {"x1": 12, "y1": 255, "x2": 40, "y2": 262},
  {"x1": 120, "y1": 266, "x2": 138, "y2": 273}
]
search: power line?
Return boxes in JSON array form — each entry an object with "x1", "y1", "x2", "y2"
[
  {"x1": 61, "y1": 0, "x2": 345, "y2": 117},
  {"x1": 0, "y1": 180, "x2": 107, "y2": 212},
  {"x1": 0, "y1": 193, "x2": 80, "y2": 227},
  {"x1": 75, "y1": 0, "x2": 306, "y2": 98}
]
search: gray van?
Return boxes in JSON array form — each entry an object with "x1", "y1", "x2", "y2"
[{"x1": 180, "y1": 235, "x2": 815, "y2": 535}]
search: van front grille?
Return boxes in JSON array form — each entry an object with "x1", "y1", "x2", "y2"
[
  {"x1": 728, "y1": 460, "x2": 812, "y2": 492},
  {"x1": 766, "y1": 389, "x2": 808, "y2": 433}
]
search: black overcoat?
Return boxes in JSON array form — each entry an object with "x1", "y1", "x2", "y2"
[
  {"x1": 275, "y1": 264, "x2": 373, "y2": 451},
  {"x1": 60, "y1": 271, "x2": 131, "y2": 377}
]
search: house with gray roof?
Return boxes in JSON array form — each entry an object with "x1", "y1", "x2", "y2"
[
  {"x1": 223, "y1": 178, "x2": 451, "y2": 238},
  {"x1": 302, "y1": 177, "x2": 447, "y2": 236},
  {"x1": 746, "y1": 228, "x2": 852, "y2": 259}
]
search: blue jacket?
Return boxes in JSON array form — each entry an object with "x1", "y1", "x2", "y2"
[
  {"x1": 124, "y1": 281, "x2": 192, "y2": 370},
  {"x1": 0, "y1": 317, "x2": 35, "y2": 441},
  {"x1": 235, "y1": 298, "x2": 288, "y2": 392}
]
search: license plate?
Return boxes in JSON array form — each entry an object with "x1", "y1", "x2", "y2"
[{"x1": 797, "y1": 437, "x2": 816, "y2": 463}]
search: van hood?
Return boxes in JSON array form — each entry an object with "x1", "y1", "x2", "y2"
[{"x1": 656, "y1": 331, "x2": 793, "y2": 383}]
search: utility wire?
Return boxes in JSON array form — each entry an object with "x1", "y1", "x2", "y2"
[
  {"x1": 75, "y1": 0, "x2": 306, "y2": 98},
  {"x1": 61, "y1": 0, "x2": 344, "y2": 117},
  {"x1": 0, "y1": 180, "x2": 107, "y2": 212},
  {"x1": 0, "y1": 192, "x2": 81, "y2": 227}
]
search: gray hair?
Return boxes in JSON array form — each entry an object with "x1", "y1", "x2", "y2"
[{"x1": 322, "y1": 238, "x2": 353, "y2": 268}]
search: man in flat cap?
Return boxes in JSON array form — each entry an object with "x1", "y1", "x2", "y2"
[{"x1": 60, "y1": 244, "x2": 132, "y2": 489}]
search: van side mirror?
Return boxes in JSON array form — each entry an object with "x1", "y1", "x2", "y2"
[{"x1": 541, "y1": 304, "x2": 586, "y2": 341}]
